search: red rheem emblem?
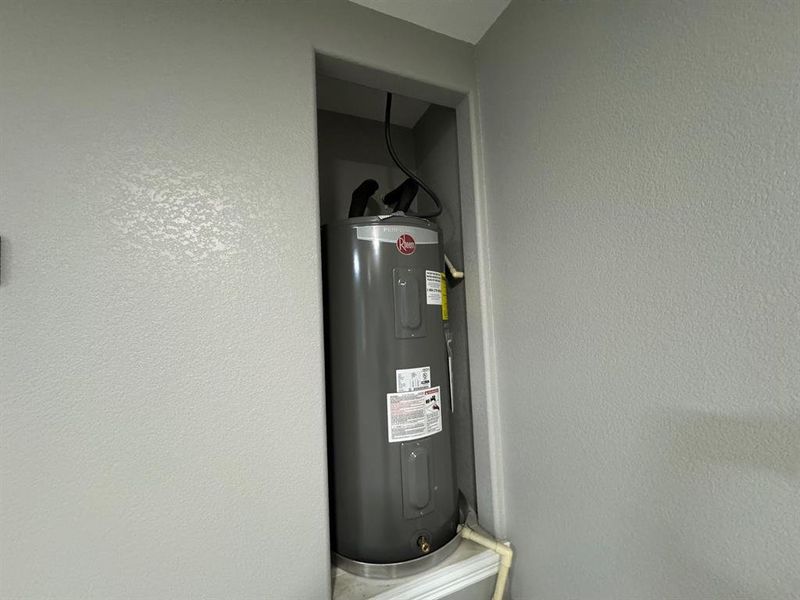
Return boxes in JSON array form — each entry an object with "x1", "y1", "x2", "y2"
[{"x1": 396, "y1": 234, "x2": 416, "y2": 255}]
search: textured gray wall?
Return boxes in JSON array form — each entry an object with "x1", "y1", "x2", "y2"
[
  {"x1": 476, "y1": 1, "x2": 800, "y2": 599},
  {"x1": 0, "y1": 1, "x2": 475, "y2": 597}
]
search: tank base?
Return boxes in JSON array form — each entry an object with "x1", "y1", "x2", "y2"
[{"x1": 333, "y1": 531, "x2": 462, "y2": 579}]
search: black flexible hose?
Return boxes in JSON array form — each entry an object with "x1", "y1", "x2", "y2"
[
  {"x1": 348, "y1": 178, "x2": 379, "y2": 218},
  {"x1": 384, "y1": 93, "x2": 443, "y2": 219}
]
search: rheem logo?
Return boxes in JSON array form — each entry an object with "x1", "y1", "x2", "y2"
[{"x1": 396, "y1": 234, "x2": 416, "y2": 255}]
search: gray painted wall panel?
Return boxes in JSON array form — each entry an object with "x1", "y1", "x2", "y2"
[
  {"x1": 0, "y1": 1, "x2": 475, "y2": 597},
  {"x1": 476, "y1": 1, "x2": 800, "y2": 598}
]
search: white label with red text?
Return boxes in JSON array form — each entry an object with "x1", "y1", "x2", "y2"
[{"x1": 387, "y1": 386, "x2": 443, "y2": 442}]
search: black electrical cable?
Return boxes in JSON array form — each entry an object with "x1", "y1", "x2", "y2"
[{"x1": 384, "y1": 93, "x2": 443, "y2": 219}]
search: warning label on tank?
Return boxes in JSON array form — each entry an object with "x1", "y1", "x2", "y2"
[
  {"x1": 425, "y1": 270, "x2": 442, "y2": 305},
  {"x1": 387, "y1": 386, "x2": 443, "y2": 443},
  {"x1": 396, "y1": 365, "x2": 431, "y2": 392}
]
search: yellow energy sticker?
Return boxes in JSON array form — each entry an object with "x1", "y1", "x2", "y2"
[{"x1": 441, "y1": 273, "x2": 448, "y2": 321}]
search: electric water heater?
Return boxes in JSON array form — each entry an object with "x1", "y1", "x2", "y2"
[{"x1": 323, "y1": 215, "x2": 459, "y2": 567}]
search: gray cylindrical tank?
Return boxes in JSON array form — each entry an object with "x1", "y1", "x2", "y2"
[{"x1": 323, "y1": 215, "x2": 458, "y2": 565}]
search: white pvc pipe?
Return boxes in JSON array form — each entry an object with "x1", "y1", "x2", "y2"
[
  {"x1": 444, "y1": 254, "x2": 465, "y2": 280},
  {"x1": 460, "y1": 526, "x2": 513, "y2": 600}
]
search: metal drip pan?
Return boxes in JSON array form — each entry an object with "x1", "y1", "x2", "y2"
[{"x1": 333, "y1": 531, "x2": 463, "y2": 579}]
